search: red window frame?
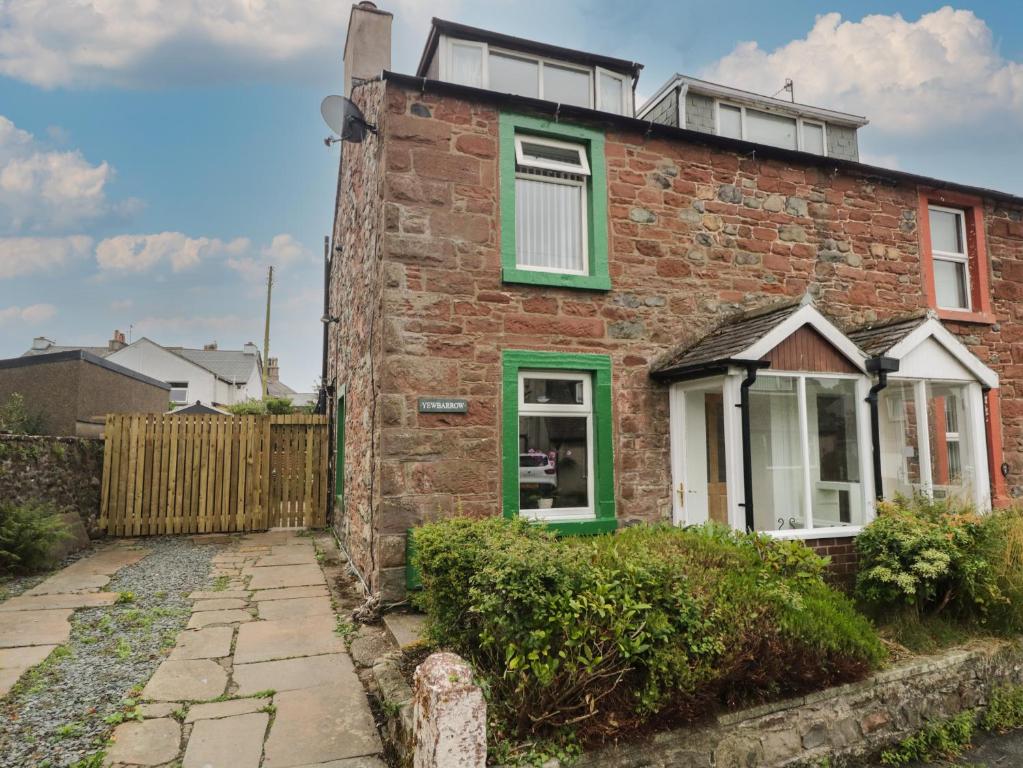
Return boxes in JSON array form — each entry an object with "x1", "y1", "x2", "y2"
[{"x1": 918, "y1": 188, "x2": 994, "y2": 324}]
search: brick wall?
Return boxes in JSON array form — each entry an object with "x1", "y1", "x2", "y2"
[{"x1": 332, "y1": 78, "x2": 1023, "y2": 597}]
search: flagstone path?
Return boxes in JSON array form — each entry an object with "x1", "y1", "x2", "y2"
[
  {"x1": 106, "y1": 530, "x2": 384, "y2": 768},
  {"x1": 0, "y1": 542, "x2": 148, "y2": 697}
]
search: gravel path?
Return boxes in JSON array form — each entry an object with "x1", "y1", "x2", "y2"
[{"x1": 0, "y1": 536, "x2": 221, "y2": 768}]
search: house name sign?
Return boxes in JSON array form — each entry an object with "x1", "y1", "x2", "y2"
[{"x1": 418, "y1": 397, "x2": 468, "y2": 414}]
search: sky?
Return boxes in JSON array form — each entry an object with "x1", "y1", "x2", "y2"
[{"x1": 2, "y1": 1, "x2": 1023, "y2": 392}]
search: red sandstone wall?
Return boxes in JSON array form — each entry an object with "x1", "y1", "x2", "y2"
[{"x1": 334, "y1": 79, "x2": 1023, "y2": 596}]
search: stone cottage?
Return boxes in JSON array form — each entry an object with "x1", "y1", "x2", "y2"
[{"x1": 326, "y1": 2, "x2": 1021, "y2": 599}]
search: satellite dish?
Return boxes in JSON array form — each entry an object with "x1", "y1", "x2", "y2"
[{"x1": 320, "y1": 95, "x2": 378, "y2": 146}]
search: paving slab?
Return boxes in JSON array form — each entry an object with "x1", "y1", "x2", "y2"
[
  {"x1": 263, "y1": 685, "x2": 381, "y2": 768},
  {"x1": 25, "y1": 573, "x2": 110, "y2": 595},
  {"x1": 0, "y1": 608, "x2": 72, "y2": 647},
  {"x1": 184, "y1": 696, "x2": 270, "y2": 723},
  {"x1": 142, "y1": 659, "x2": 228, "y2": 702},
  {"x1": 382, "y1": 612, "x2": 427, "y2": 650},
  {"x1": 247, "y1": 564, "x2": 324, "y2": 590},
  {"x1": 65, "y1": 547, "x2": 148, "y2": 576},
  {"x1": 170, "y1": 627, "x2": 234, "y2": 660},
  {"x1": 105, "y1": 718, "x2": 181, "y2": 766},
  {"x1": 186, "y1": 609, "x2": 253, "y2": 629},
  {"x1": 253, "y1": 552, "x2": 318, "y2": 567},
  {"x1": 289, "y1": 760, "x2": 388, "y2": 768},
  {"x1": 233, "y1": 653, "x2": 356, "y2": 695},
  {"x1": 0, "y1": 592, "x2": 118, "y2": 612},
  {"x1": 183, "y1": 711, "x2": 269, "y2": 768},
  {"x1": 191, "y1": 598, "x2": 248, "y2": 612},
  {"x1": 188, "y1": 590, "x2": 250, "y2": 600},
  {"x1": 257, "y1": 596, "x2": 334, "y2": 622},
  {"x1": 233, "y1": 615, "x2": 343, "y2": 664},
  {"x1": 139, "y1": 703, "x2": 179, "y2": 718},
  {"x1": 251, "y1": 586, "x2": 329, "y2": 602},
  {"x1": 0, "y1": 644, "x2": 57, "y2": 696}
]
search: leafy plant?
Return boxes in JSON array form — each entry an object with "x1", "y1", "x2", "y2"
[
  {"x1": 413, "y1": 518, "x2": 884, "y2": 748},
  {"x1": 0, "y1": 392, "x2": 46, "y2": 434},
  {"x1": 980, "y1": 684, "x2": 1023, "y2": 733},
  {"x1": 0, "y1": 499, "x2": 69, "y2": 574},
  {"x1": 226, "y1": 397, "x2": 294, "y2": 416},
  {"x1": 879, "y1": 710, "x2": 975, "y2": 765}
]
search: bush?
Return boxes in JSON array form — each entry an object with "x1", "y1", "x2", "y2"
[
  {"x1": 855, "y1": 495, "x2": 1023, "y2": 631},
  {"x1": 0, "y1": 500, "x2": 69, "y2": 574},
  {"x1": 0, "y1": 392, "x2": 46, "y2": 434},
  {"x1": 225, "y1": 397, "x2": 294, "y2": 416},
  {"x1": 412, "y1": 518, "x2": 885, "y2": 745}
]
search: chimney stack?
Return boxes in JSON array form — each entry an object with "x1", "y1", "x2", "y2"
[
  {"x1": 108, "y1": 329, "x2": 127, "y2": 351},
  {"x1": 203, "y1": 341, "x2": 218, "y2": 351},
  {"x1": 31, "y1": 336, "x2": 54, "y2": 352},
  {"x1": 343, "y1": 2, "x2": 392, "y2": 97},
  {"x1": 243, "y1": 342, "x2": 259, "y2": 356},
  {"x1": 267, "y1": 357, "x2": 280, "y2": 384}
]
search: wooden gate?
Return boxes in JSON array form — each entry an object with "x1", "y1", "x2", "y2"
[{"x1": 99, "y1": 413, "x2": 329, "y2": 536}]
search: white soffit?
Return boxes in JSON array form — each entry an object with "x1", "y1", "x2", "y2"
[{"x1": 887, "y1": 317, "x2": 999, "y2": 388}]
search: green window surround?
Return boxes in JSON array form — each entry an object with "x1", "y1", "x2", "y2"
[
  {"x1": 499, "y1": 112, "x2": 611, "y2": 291},
  {"x1": 501, "y1": 349, "x2": 616, "y2": 535}
]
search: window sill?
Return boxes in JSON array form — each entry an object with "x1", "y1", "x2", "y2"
[
  {"x1": 502, "y1": 266, "x2": 611, "y2": 291},
  {"x1": 934, "y1": 308, "x2": 996, "y2": 325},
  {"x1": 762, "y1": 526, "x2": 862, "y2": 541}
]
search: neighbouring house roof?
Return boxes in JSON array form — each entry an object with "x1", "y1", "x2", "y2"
[
  {"x1": 378, "y1": 71, "x2": 1023, "y2": 209},
  {"x1": 167, "y1": 347, "x2": 259, "y2": 385},
  {"x1": 846, "y1": 313, "x2": 929, "y2": 357},
  {"x1": 170, "y1": 401, "x2": 231, "y2": 415},
  {"x1": 23, "y1": 344, "x2": 113, "y2": 358},
  {"x1": 0, "y1": 350, "x2": 171, "y2": 390},
  {"x1": 638, "y1": 74, "x2": 869, "y2": 128},
  {"x1": 416, "y1": 18, "x2": 643, "y2": 80}
]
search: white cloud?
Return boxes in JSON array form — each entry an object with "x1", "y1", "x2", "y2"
[
  {"x1": 95, "y1": 232, "x2": 248, "y2": 273},
  {"x1": 702, "y1": 7, "x2": 1023, "y2": 135},
  {"x1": 132, "y1": 313, "x2": 251, "y2": 337},
  {"x1": 110, "y1": 298, "x2": 133, "y2": 311},
  {"x1": 0, "y1": 116, "x2": 133, "y2": 234},
  {"x1": 0, "y1": 303, "x2": 56, "y2": 325},
  {"x1": 227, "y1": 233, "x2": 313, "y2": 282},
  {"x1": 0, "y1": 0, "x2": 452, "y2": 88},
  {"x1": 0, "y1": 235, "x2": 93, "y2": 278}
]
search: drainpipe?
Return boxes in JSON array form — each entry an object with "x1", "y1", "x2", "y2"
[
  {"x1": 738, "y1": 362, "x2": 768, "y2": 532},
  {"x1": 865, "y1": 356, "x2": 900, "y2": 501}
]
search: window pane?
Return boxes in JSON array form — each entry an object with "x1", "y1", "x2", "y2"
[
  {"x1": 598, "y1": 72, "x2": 624, "y2": 113},
  {"x1": 519, "y1": 140, "x2": 584, "y2": 169},
  {"x1": 519, "y1": 415, "x2": 589, "y2": 511},
  {"x1": 879, "y1": 381, "x2": 923, "y2": 497},
  {"x1": 803, "y1": 123, "x2": 825, "y2": 155},
  {"x1": 934, "y1": 258, "x2": 969, "y2": 309},
  {"x1": 169, "y1": 383, "x2": 188, "y2": 402},
  {"x1": 515, "y1": 176, "x2": 585, "y2": 272},
  {"x1": 750, "y1": 377, "x2": 805, "y2": 531},
  {"x1": 523, "y1": 378, "x2": 584, "y2": 405},
  {"x1": 807, "y1": 378, "x2": 863, "y2": 527},
  {"x1": 929, "y1": 208, "x2": 964, "y2": 254},
  {"x1": 719, "y1": 104, "x2": 742, "y2": 139},
  {"x1": 746, "y1": 108, "x2": 797, "y2": 149},
  {"x1": 927, "y1": 383, "x2": 975, "y2": 501},
  {"x1": 542, "y1": 63, "x2": 590, "y2": 108},
  {"x1": 489, "y1": 52, "x2": 538, "y2": 97},
  {"x1": 449, "y1": 43, "x2": 483, "y2": 88}
]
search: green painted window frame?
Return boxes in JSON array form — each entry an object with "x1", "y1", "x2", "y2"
[
  {"x1": 499, "y1": 112, "x2": 611, "y2": 291},
  {"x1": 501, "y1": 350, "x2": 616, "y2": 535}
]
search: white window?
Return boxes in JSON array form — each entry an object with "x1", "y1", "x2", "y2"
[
  {"x1": 714, "y1": 101, "x2": 828, "y2": 155},
  {"x1": 448, "y1": 40, "x2": 485, "y2": 88},
  {"x1": 543, "y1": 62, "x2": 591, "y2": 108},
  {"x1": 514, "y1": 134, "x2": 590, "y2": 274},
  {"x1": 718, "y1": 104, "x2": 742, "y2": 139},
  {"x1": 169, "y1": 382, "x2": 188, "y2": 403},
  {"x1": 746, "y1": 108, "x2": 797, "y2": 150},
  {"x1": 489, "y1": 51, "x2": 538, "y2": 98},
  {"x1": 596, "y1": 68, "x2": 628, "y2": 115},
  {"x1": 801, "y1": 121, "x2": 826, "y2": 155},
  {"x1": 749, "y1": 373, "x2": 867, "y2": 532},
  {"x1": 929, "y1": 205, "x2": 971, "y2": 310},
  {"x1": 517, "y1": 371, "x2": 594, "y2": 521}
]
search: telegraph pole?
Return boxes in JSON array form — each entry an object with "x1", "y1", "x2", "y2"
[{"x1": 262, "y1": 265, "x2": 274, "y2": 399}]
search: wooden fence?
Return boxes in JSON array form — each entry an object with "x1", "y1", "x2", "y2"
[{"x1": 99, "y1": 413, "x2": 329, "y2": 536}]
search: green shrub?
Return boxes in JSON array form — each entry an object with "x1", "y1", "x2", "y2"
[
  {"x1": 226, "y1": 397, "x2": 294, "y2": 416},
  {"x1": 856, "y1": 495, "x2": 1023, "y2": 631},
  {"x1": 879, "y1": 710, "x2": 975, "y2": 765},
  {"x1": 980, "y1": 684, "x2": 1023, "y2": 733},
  {"x1": 412, "y1": 518, "x2": 884, "y2": 745},
  {"x1": 0, "y1": 500, "x2": 69, "y2": 574},
  {"x1": 0, "y1": 392, "x2": 46, "y2": 434}
]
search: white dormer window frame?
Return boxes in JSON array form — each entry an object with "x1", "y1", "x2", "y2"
[
  {"x1": 438, "y1": 35, "x2": 633, "y2": 115},
  {"x1": 713, "y1": 99, "x2": 829, "y2": 156}
]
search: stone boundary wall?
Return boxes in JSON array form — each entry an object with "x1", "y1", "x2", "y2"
[
  {"x1": 575, "y1": 640, "x2": 1023, "y2": 768},
  {"x1": 0, "y1": 434, "x2": 104, "y2": 537}
]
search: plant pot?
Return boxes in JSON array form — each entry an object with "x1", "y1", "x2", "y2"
[{"x1": 538, "y1": 498, "x2": 554, "y2": 509}]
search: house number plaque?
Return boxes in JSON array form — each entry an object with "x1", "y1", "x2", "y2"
[{"x1": 418, "y1": 397, "x2": 468, "y2": 414}]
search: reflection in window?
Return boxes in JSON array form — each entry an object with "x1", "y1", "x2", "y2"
[
  {"x1": 750, "y1": 376, "x2": 805, "y2": 531},
  {"x1": 518, "y1": 373, "x2": 593, "y2": 520},
  {"x1": 927, "y1": 382, "x2": 974, "y2": 500},
  {"x1": 879, "y1": 382, "x2": 922, "y2": 498},
  {"x1": 807, "y1": 378, "x2": 862, "y2": 527}
]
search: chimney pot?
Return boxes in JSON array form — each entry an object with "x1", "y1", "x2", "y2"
[
  {"x1": 108, "y1": 329, "x2": 127, "y2": 351},
  {"x1": 267, "y1": 357, "x2": 280, "y2": 383},
  {"x1": 203, "y1": 341, "x2": 218, "y2": 351},
  {"x1": 343, "y1": 2, "x2": 392, "y2": 97},
  {"x1": 31, "y1": 336, "x2": 54, "y2": 351}
]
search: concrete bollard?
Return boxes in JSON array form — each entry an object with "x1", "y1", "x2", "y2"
[{"x1": 413, "y1": 652, "x2": 486, "y2": 768}]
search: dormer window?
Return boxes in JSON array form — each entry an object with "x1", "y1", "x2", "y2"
[{"x1": 715, "y1": 101, "x2": 826, "y2": 155}]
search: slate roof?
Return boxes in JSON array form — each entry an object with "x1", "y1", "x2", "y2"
[
  {"x1": 1, "y1": 350, "x2": 170, "y2": 389},
  {"x1": 846, "y1": 313, "x2": 928, "y2": 357},
  {"x1": 23, "y1": 345, "x2": 113, "y2": 358},
  {"x1": 166, "y1": 348, "x2": 259, "y2": 384},
  {"x1": 651, "y1": 299, "x2": 804, "y2": 379}
]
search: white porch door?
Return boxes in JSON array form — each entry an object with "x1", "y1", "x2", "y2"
[{"x1": 669, "y1": 380, "x2": 732, "y2": 526}]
